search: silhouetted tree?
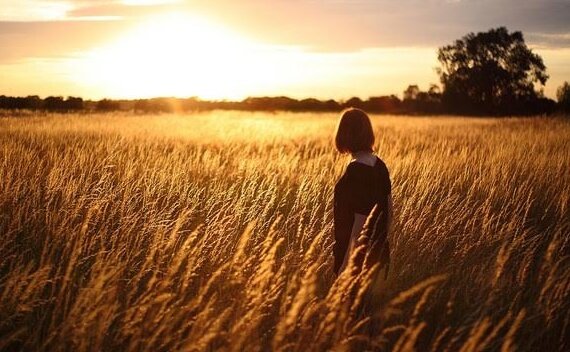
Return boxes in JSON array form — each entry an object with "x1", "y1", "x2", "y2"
[
  {"x1": 403, "y1": 85, "x2": 420, "y2": 101},
  {"x1": 44, "y1": 96, "x2": 65, "y2": 110},
  {"x1": 417, "y1": 85, "x2": 443, "y2": 114},
  {"x1": 96, "y1": 99, "x2": 120, "y2": 111},
  {"x1": 298, "y1": 98, "x2": 322, "y2": 111},
  {"x1": 24, "y1": 96, "x2": 43, "y2": 109},
  {"x1": 64, "y1": 97, "x2": 84, "y2": 110},
  {"x1": 344, "y1": 97, "x2": 364, "y2": 109},
  {"x1": 0, "y1": 95, "x2": 41, "y2": 109},
  {"x1": 557, "y1": 82, "x2": 570, "y2": 114},
  {"x1": 402, "y1": 85, "x2": 442, "y2": 114},
  {"x1": 428, "y1": 84, "x2": 441, "y2": 96},
  {"x1": 437, "y1": 27, "x2": 548, "y2": 115},
  {"x1": 365, "y1": 95, "x2": 401, "y2": 113},
  {"x1": 324, "y1": 99, "x2": 342, "y2": 111}
]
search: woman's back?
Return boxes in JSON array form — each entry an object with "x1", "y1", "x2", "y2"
[{"x1": 333, "y1": 154, "x2": 392, "y2": 274}]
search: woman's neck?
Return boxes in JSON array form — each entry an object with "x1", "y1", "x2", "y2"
[
  {"x1": 350, "y1": 150, "x2": 376, "y2": 167},
  {"x1": 351, "y1": 150, "x2": 373, "y2": 157}
]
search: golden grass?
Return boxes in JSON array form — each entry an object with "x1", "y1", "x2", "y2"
[{"x1": 0, "y1": 111, "x2": 569, "y2": 351}]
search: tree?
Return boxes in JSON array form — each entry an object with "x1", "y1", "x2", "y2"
[
  {"x1": 557, "y1": 82, "x2": 570, "y2": 113},
  {"x1": 437, "y1": 27, "x2": 549, "y2": 115},
  {"x1": 344, "y1": 97, "x2": 364, "y2": 109},
  {"x1": 428, "y1": 84, "x2": 441, "y2": 96},
  {"x1": 96, "y1": 99, "x2": 120, "y2": 111},
  {"x1": 402, "y1": 84, "x2": 442, "y2": 114},
  {"x1": 365, "y1": 95, "x2": 401, "y2": 113},
  {"x1": 403, "y1": 85, "x2": 420, "y2": 101},
  {"x1": 24, "y1": 96, "x2": 42, "y2": 110},
  {"x1": 64, "y1": 96, "x2": 84, "y2": 110},
  {"x1": 44, "y1": 96, "x2": 65, "y2": 110}
]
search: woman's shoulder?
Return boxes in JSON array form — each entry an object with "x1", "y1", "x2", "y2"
[
  {"x1": 374, "y1": 156, "x2": 389, "y2": 173},
  {"x1": 341, "y1": 160, "x2": 378, "y2": 186},
  {"x1": 337, "y1": 154, "x2": 389, "y2": 184},
  {"x1": 346, "y1": 155, "x2": 388, "y2": 172}
]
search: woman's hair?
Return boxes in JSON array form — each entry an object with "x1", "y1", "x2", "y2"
[{"x1": 335, "y1": 108, "x2": 375, "y2": 154}]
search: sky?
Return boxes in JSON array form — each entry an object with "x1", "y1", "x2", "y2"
[{"x1": 0, "y1": 0, "x2": 569, "y2": 101}]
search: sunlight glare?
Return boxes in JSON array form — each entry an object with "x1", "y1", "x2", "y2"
[{"x1": 76, "y1": 13, "x2": 303, "y2": 100}]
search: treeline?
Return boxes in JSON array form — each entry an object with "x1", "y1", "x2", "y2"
[
  {"x1": 0, "y1": 84, "x2": 566, "y2": 115},
  {"x1": 0, "y1": 95, "x2": 85, "y2": 111},
  {"x1": 0, "y1": 94, "x2": 406, "y2": 114}
]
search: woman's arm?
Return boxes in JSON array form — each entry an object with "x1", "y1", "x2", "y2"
[
  {"x1": 363, "y1": 194, "x2": 393, "y2": 271},
  {"x1": 385, "y1": 194, "x2": 393, "y2": 233},
  {"x1": 333, "y1": 193, "x2": 352, "y2": 275},
  {"x1": 352, "y1": 214, "x2": 369, "y2": 240},
  {"x1": 338, "y1": 213, "x2": 367, "y2": 274}
]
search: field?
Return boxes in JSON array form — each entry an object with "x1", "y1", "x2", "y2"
[{"x1": 0, "y1": 111, "x2": 569, "y2": 351}]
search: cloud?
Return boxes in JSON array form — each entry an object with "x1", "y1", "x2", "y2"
[
  {"x1": 0, "y1": 20, "x2": 129, "y2": 63},
  {"x1": 65, "y1": 1, "x2": 184, "y2": 18},
  {"x1": 60, "y1": 0, "x2": 570, "y2": 49},
  {"x1": 527, "y1": 33, "x2": 570, "y2": 49},
  {"x1": 0, "y1": 0, "x2": 72, "y2": 21}
]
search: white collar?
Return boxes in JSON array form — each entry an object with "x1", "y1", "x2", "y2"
[{"x1": 350, "y1": 151, "x2": 377, "y2": 167}]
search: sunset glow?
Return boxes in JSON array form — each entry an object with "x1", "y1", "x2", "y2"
[
  {"x1": 65, "y1": 12, "x2": 439, "y2": 100},
  {"x1": 0, "y1": 0, "x2": 569, "y2": 100},
  {"x1": 74, "y1": 13, "x2": 290, "y2": 100}
]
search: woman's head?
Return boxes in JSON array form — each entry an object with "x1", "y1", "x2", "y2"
[{"x1": 335, "y1": 108, "x2": 375, "y2": 154}]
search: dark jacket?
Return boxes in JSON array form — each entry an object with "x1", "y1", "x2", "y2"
[{"x1": 333, "y1": 156, "x2": 391, "y2": 274}]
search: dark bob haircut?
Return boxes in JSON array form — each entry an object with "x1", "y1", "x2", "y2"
[{"x1": 335, "y1": 108, "x2": 375, "y2": 154}]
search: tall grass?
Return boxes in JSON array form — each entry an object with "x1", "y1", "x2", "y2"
[{"x1": 0, "y1": 112, "x2": 568, "y2": 351}]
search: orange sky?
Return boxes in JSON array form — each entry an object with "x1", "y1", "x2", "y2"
[{"x1": 1, "y1": 0, "x2": 569, "y2": 100}]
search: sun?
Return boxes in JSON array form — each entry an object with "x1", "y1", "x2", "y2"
[{"x1": 75, "y1": 13, "x2": 290, "y2": 100}]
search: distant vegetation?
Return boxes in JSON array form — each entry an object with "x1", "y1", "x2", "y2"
[
  {"x1": 0, "y1": 94, "x2": 405, "y2": 114},
  {"x1": 1, "y1": 85, "x2": 565, "y2": 116},
  {"x1": 557, "y1": 81, "x2": 570, "y2": 114}
]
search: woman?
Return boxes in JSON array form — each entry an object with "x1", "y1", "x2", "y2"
[{"x1": 333, "y1": 108, "x2": 392, "y2": 277}]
